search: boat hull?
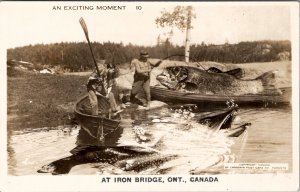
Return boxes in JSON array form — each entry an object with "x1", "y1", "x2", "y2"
[
  {"x1": 151, "y1": 86, "x2": 291, "y2": 105},
  {"x1": 74, "y1": 95, "x2": 121, "y2": 146}
]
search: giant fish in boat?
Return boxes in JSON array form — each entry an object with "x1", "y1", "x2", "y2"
[{"x1": 155, "y1": 65, "x2": 282, "y2": 96}]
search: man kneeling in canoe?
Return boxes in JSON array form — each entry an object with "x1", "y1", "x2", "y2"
[{"x1": 87, "y1": 59, "x2": 122, "y2": 116}]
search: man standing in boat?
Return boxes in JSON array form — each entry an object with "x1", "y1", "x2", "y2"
[
  {"x1": 87, "y1": 59, "x2": 120, "y2": 116},
  {"x1": 130, "y1": 51, "x2": 162, "y2": 108}
]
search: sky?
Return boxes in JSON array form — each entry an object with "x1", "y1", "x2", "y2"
[{"x1": 0, "y1": 2, "x2": 293, "y2": 49}]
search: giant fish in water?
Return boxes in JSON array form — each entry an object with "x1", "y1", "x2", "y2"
[
  {"x1": 37, "y1": 101, "x2": 249, "y2": 175},
  {"x1": 156, "y1": 66, "x2": 282, "y2": 96},
  {"x1": 37, "y1": 145, "x2": 178, "y2": 175}
]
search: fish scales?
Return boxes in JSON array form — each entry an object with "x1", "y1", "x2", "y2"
[{"x1": 156, "y1": 66, "x2": 281, "y2": 96}]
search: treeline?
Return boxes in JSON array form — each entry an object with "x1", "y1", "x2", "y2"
[{"x1": 7, "y1": 40, "x2": 291, "y2": 72}]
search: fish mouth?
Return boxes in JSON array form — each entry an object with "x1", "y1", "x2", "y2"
[
  {"x1": 198, "y1": 106, "x2": 251, "y2": 137},
  {"x1": 226, "y1": 122, "x2": 251, "y2": 137},
  {"x1": 37, "y1": 164, "x2": 60, "y2": 174},
  {"x1": 156, "y1": 67, "x2": 188, "y2": 90},
  {"x1": 37, "y1": 165, "x2": 53, "y2": 173}
]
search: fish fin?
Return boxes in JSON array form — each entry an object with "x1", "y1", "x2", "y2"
[
  {"x1": 207, "y1": 67, "x2": 245, "y2": 79},
  {"x1": 225, "y1": 68, "x2": 245, "y2": 79},
  {"x1": 70, "y1": 145, "x2": 100, "y2": 155}
]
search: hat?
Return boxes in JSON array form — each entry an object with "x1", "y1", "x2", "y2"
[{"x1": 140, "y1": 51, "x2": 149, "y2": 58}]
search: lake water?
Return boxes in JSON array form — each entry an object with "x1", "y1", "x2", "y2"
[{"x1": 7, "y1": 104, "x2": 292, "y2": 175}]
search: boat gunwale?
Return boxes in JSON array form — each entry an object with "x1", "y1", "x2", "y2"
[
  {"x1": 74, "y1": 95, "x2": 121, "y2": 124},
  {"x1": 150, "y1": 86, "x2": 291, "y2": 103}
]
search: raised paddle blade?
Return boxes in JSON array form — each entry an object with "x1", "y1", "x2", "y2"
[
  {"x1": 79, "y1": 17, "x2": 101, "y2": 77},
  {"x1": 79, "y1": 17, "x2": 89, "y2": 40}
]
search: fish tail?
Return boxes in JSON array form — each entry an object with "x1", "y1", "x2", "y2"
[{"x1": 256, "y1": 70, "x2": 281, "y2": 93}]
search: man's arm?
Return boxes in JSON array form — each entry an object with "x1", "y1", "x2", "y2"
[
  {"x1": 106, "y1": 87, "x2": 112, "y2": 96},
  {"x1": 151, "y1": 60, "x2": 163, "y2": 68},
  {"x1": 87, "y1": 71, "x2": 100, "y2": 86},
  {"x1": 105, "y1": 77, "x2": 114, "y2": 97}
]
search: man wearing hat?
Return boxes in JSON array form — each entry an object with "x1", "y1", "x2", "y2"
[
  {"x1": 130, "y1": 51, "x2": 162, "y2": 108},
  {"x1": 87, "y1": 59, "x2": 119, "y2": 116}
]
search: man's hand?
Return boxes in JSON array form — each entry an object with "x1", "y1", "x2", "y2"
[
  {"x1": 106, "y1": 87, "x2": 112, "y2": 98},
  {"x1": 95, "y1": 91, "x2": 101, "y2": 96},
  {"x1": 107, "y1": 87, "x2": 112, "y2": 93},
  {"x1": 96, "y1": 77, "x2": 103, "y2": 84}
]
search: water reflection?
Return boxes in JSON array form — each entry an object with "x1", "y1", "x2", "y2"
[{"x1": 8, "y1": 126, "x2": 79, "y2": 175}]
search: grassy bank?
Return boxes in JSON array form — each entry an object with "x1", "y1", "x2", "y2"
[{"x1": 8, "y1": 69, "x2": 88, "y2": 130}]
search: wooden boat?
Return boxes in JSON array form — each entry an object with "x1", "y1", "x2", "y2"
[
  {"x1": 150, "y1": 86, "x2": 291, "y2": 105},
  {"x1": 74, "y1": 95, "x2": 121, "y2": 146}
]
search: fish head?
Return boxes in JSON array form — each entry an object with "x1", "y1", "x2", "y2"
[
  {"x1": 156, "y1": 66, "x2": 189, "y2": 89},
  {"x1": 199, "y1": 106, "x2": 239, "y2": 130},
  {"x1": 226, "y1": 122, "x2": 251, "y2": 137},
  {"x1": 166, "y1": 66, "x2": 188, "y2": 82},
  {"x1": 37, "y1": 163, "x2": 57, "y2": 174}
]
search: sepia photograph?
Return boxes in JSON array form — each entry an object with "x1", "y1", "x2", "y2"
[{"x1": 0, "y1": 1, "x2": 299, "y2": 191}]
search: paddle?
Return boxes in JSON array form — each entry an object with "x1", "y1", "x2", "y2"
[
  {"x1": 79, "y1": 17, "x2": 101, "y2": 78},
  {"x1": 79, "y1": 17, "x2": 107, "y2": 96}
]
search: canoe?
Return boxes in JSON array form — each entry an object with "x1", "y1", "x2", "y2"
[
  {"x1": 150, "y1": 86, "x2": 291, "y2": 106},
  {"x1": 74, "y1": 95, "x2": 121, "y2": 146}
]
